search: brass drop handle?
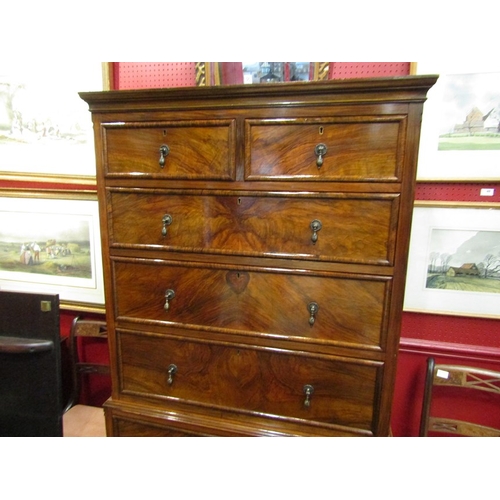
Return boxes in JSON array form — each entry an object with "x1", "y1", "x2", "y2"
[
  {"x1": 303, "y1": 384, "x2": 314, "y2": 407},
  {"x1": 161, "y1": 214, "x2": 172, "y2": 236},
  {"x1": 314, "y1": 143, "x2": 327, "y2": 168},
  {"x1": 167, "y1": 364, "x2": 177, "y2": 385},
  {"x1": 164, "y1": 289, "x2": 175, "y2": 311},
  {"x1": 159, "y1": 144, "x2": 170, "y2": 168},
  {"x1": 310, "y1": 219, "x2": 322, "y2": 244},
  {"x1": 308, "y1": 302, "x2": 319, "y2": 326}
]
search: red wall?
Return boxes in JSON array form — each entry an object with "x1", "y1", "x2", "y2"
[{"x1": 2, "y1": 62, "x2": 499, "y2": 434}]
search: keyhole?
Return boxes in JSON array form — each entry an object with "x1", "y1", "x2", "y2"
[
  {"x1": 237, "y1": 198, "x2": 241, "y2": 205},
  {"x1": 163, "y1": 129, "x2": 167, "y2": 136},
  {"x1": 319, "y1": 126, "x2": 324, "y2": 135}
]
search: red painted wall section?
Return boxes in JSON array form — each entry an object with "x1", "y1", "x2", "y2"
[
  {"x1": 114, "y1": 62, "x2": 196, "y2": 89},
  {"x1": 0, "y1": 179, "x2": 96, "y2": 192},
  {"x1": 329, "y1": 62, "x2": 411, "y2": 78},
  {"x1": 402, "y1": 312, "x2": 500, "y2": 348},
  {"x1": 416, "y1": 182, "x2": 500, "y2": 203}
]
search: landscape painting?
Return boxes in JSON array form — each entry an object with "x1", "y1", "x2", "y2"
[
  {"x1": 0, "y1": 192, "x2": 104, "y2": 309},
  {"x1": 426, "y1": 228, "x2": 500, "y2": 293},
  {"x1": 0, "y1": 213, "x2": 92, "y2": 280},
  {"x1": 404, "y1": 203, "x2": 500, "y2": 318},
  {"x1": 437, "y1": 72, "x2": 500, "y2": 151},
  {"x1": 0, "y1": 62, "x2": 103, "y2": 181},
  {"x1": 415, "y1": 62, "x2": 500, "y2": 180}
]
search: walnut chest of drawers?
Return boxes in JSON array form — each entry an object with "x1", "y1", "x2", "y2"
[{"x1": 81, "y1": 76, "x2": 436, "y2": 437}]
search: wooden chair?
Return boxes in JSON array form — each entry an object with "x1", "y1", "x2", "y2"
[
  {"x1": 62, "y1": 316, "x2": 110, "y2": 437},
  {"x1": 419, "y1": 357, "x2": 500, "y2": 437}
]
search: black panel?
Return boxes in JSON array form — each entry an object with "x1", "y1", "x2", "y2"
[{"x1": 0, "y1": 291, "x2": 62, "y2": 436}]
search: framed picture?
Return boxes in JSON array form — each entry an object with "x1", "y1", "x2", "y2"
[
  {"x1": 404, "y1": 201, "x2": 500, "y2": 318},
  {"x1": 0, "y1": 62, "x2": 108, "y2": 184},
  {"x1": 0, "y1": 189, "x2": 104, "y2": 312},
  {"x1": 196, "y1": 62, "x2": 330, "y2": 86},
  {"x1": 415, "y1": 61, "x2": 500, "y2": 181}
]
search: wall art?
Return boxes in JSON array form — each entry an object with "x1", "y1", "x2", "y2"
[
  {"x1": 196, "y1": 62, "x2": 330, "y2": 86},
  {"x1": 404, "y1": 201, "x2": 500, "y2": 318},
  {"x1": 416, "y1": 61, "x2": 500, "y2": 181},
  {"x1": 0, "y1": 189, "x2": 104, "y2": 312},
  {"x1": 0, "y1": 62, "x2": 106, "y2": 184}
]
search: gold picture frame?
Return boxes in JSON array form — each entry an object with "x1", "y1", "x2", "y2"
[
  {"x1": 404, "y1": 201, "x2": 500, "y2": 318},
  {"x1": 0, "y1": 188, "x2": 105, "y2": 313},
  {"x1": 0, "y1": 63, "x2": 110, "y2": 185},
  {"x1": 196, "y1": 62, "x2": 330, "y2": 86},
  {"x1": 415, "y1": 61, "x2": 500, "y2": 182}
]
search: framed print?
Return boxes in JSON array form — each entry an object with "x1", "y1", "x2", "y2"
[
  {"x1": 404, "y1": 201, "x2": 500, "y2": 318},
  {"x1": 415, "y1": 61, "x2": 500, "y2": 181},
  {"x1": 196, "y1": 62, "x2": 330, "y2": 86},
  {"x1": 0, "y1": 62, "x2": 107, "y2": 184},
  {"x1": 0, "y1": 189, "x2": 104, "y2": 312}
]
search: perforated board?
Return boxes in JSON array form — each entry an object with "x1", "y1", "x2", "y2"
[
  {"x1": 115, "y1": 62, "x2": 196, "y2": 89},
  {"x1": 403, "y1": 312, "x2": 500, "y2": 349},
  {"x1": 329, "y1": 62, "x2": 411, "y2": 79},
  {"x1": 415, "y1": 183, "x2": 500, "y2": 203}
]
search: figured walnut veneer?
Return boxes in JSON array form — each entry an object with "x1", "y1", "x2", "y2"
[{"x1": 81, "y1": 76, "x2": 437, "y2": 437}]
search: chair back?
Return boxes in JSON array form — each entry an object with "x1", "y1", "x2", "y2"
[
  {"x1": 63, "y1": 315, "x2": 110, "y2": 413},
  {"x1": 419, "y1": 357, "x2": 500, "y2": 437}
]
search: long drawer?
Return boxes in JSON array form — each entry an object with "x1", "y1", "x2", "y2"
[
  {"x1": 108, "y1": 190, "x2": 399, "y2": 266},
  {"x1": 117, "y1": 330, "x2": 382, "y2": 433},
  {"x1": 112, "y1": 258, "x2": 390, "y2": 350},
  {"x1": 102, "y1": 120, "x2": 236, "y2": 180},
  {"x1": 245, "y1": 115, "x2": 407, "y2": 182},
  {"x1": 111, "y1": 415, "x2": 205, "y2": 437}
]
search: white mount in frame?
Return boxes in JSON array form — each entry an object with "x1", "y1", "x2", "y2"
[
  {"x1": 0, "y1": 62, "x2": 104, "y2": 183},
  {"x1": 416, "y1": 61, "x2": 500, "y2": 181},
  {"x1": 0, "y1": 190, "x2": 105, "y2": 311},
  {"x1": 404, "y1": 202, "x2": 500, "y2": 318}
]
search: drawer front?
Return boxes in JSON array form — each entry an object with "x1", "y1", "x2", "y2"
[
  {"x1": 108, "y1": 190, "x2": 398, "y2": 266},
  {"x1": 112, "y1": 416, "x2": 205, "y2": 437},
  {"x1": 245, "y1": 116, "x2": 406, "y2": 181},
  {"x1": 113, "y1": 259, "x2": 390, "y2": 349},
  {"x1": 118, "y1": 331, "x2": 381, "y2": 432},
  {"x1": 102, "y1": 120, "x2": 236, "y2": 180}
]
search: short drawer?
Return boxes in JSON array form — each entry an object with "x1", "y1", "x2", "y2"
[
  {"x1": 102, "y1": 120, "x2": 236, "y2": 180},
  {"x1": 108, "y1": 189, "x2": 399, "y2": 266},
  {"x1": 117, "y1": 330, "x2": 381, "y2": 432},
  {"x1": 245, "y1": 116, "x2": 406, "y2": 181},
  {"x1": 112, "y1": 259, "x2": 390, "y2": 350}
]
